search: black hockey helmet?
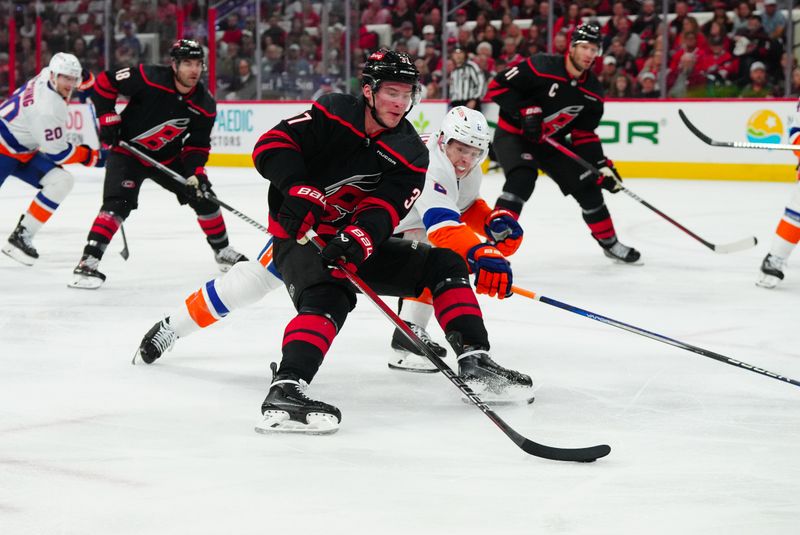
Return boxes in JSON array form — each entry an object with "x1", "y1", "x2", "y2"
[
  {"x1": 170, "y1": 39, "x2": 204, "y2": 62},
  {"x1": 362, "y1": 48, "x2": 420, "y2": 90},
  {"x1": 570, "y1": 23, "x2": 602, "y2": 50}
]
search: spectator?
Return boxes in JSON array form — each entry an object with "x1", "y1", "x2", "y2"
[
  {"x1": 482, "y1": 24, "x2": 504, "y2": 59},
  {"x1": 392, "y1": 0, "x2": 416, "y2": 31},
  {"x1": 418, "y1": 25, "x2": 438, "y2": 57},
  {"x1": 608, "y1": 73, "x2": 634, "y2": 97},
  {"x1": 740, "y1": 61, "x2": 772, "y2": 96},
  {"x1": 393, "y1": 21, "x2": 421, "y2": 54},
  {"x1": 426, "y1": 70, "x2": 442, "y2": 98},
  {"x1": 632, "y1": 0, "x2": 660, "y2": 36},
  {"x1": 701, "y1": 35, "x2": 739, "y2": 85},
  {"x1": 263, "y1": 16, "x2": 287, "y2": 48},
  {"x1": 448, "y1": 46, "x2": 485, "y2": 110},
  {"x1": 670, "y1": 31, "x2": 706, "y2": 75},
  {"x1": 453, "y1": 8, "x2": 469, "y2": 28},
  {"x1": 472, "y1": 11, "x2": 492, "y2": 43},
  {"x1": 311, "y1": 76, "x2": 341, "y2": 101},
  {"x1": 553, "y1": 31, "x2": 569, "y2": 55},
  {"x1": 226, "y1": 58, "x2": 258, "y2": 100},
  {"x1": 475, "y1": 41, "x2": 497, "y2": 72},
  {"x1": 499, "y1": 36, "x2": 523, "y2": 66},
  {"x1": 669, "y1": 52, "x2": 705, "y2": 97},
  {"x1": 607, "y1": 36, "x2": 638, "y2": 76},
  {"x1": 599, "y1": 56, "x2": 618, "y2": 93},
  {"x1": 731, "y1": 1, "x2": 752, "y2": 35},
  {"x1": 702, "y1": 2, "x2": 733, "y2": 35},
  {"x1": 72, "y1": 37, "x2": 88, "y2": 65},
  {"x1": 554, "y1": 3, "x2": 581, "y2": 43},
  {"x1": 505, "y1": 22, "x2": 525, "y2": 51},
  {"x1": 789, "y1": 67, "x2": 800, "y2": 96},
  {"x1": 117, "y1": 21, "x2": 142, "y2": 64},
  {"x1": 636, "y1": 71, "x2": 661, "y2": 98},
  {"x1": 532, "y1": 2, "x2": 551, "y2": 46},
  {"x1": 705, "y1": 20, "x2": 733, "y2": 52},
  {"x1": 361, "y1": 0, "x2": 391, "y2": 25},
  {"x1": 519, "y1": 0, "x2": 538, "y2": 19},
  {"x1": 456, "y1": 28, "x2": 476, "y2": 55},
  {"x1": 421, "y1": 41, "x2": 442, "y2": 74},
  {"x1": 761, "y1": 0, "x2": 787, "y2": 40},
  {"x1": 734, "y1": 15, "x2": 779, "y2": 84},
  {"x1": 669, "y1": 1, "x2": 690, "y2": 38}
]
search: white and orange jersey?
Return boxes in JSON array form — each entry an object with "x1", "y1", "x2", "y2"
[
  {"x1": 0, "y1": 68, "x2": 87, "y2": 165},
  {"x1": 394, "y1": 132, "x2": 492, "y2": 259},
  {"x1": 789, "y1": 98, "x2": 800, "y2": 159}
]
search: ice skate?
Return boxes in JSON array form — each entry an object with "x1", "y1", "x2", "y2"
[
  {"x1": 600, "y1": 238, "x2": 642, "y2": 265},
  {"x1": 214, "y1": 246, "x2": 248, "y2": 272},
  {"x1": 133, "y1": 318, "x2": 177, "y2": 364},
  {"x1": 2, "y1": 216, "x2": 39, "y2": 266},
  {"x1": 68, "y1": 255, "x2": 106, "y2": 289},
  {"x1": 448, "y1": 333, "x2": 534, "y2": 404},
  {"x1": 388, "y1": 321, "x2": 447, "y2": 373},
  {"x1": 756, "y1": 254, "x2": 786, "y2": 289},
  {"x1": 255, "y1": 363, "x2": 341, "y2": 435}
]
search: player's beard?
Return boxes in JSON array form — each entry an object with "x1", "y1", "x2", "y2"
[{"x1": 567, "y1": 50, "x2": 587, "y2": 74}]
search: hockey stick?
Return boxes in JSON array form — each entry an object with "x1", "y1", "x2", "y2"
[
  {"x1": 541, "y1": 135, "x2": 757, "y2": 254},
  {"x1": 118, "y1": 141, "x2": 269, "y2": 234},
  {"x1": 119, "y1": 222, "x2": 130, "y2": 260},
  {"x1": 511, "y1": 285, "x2": 800, "y2": 389},
  {"x1": 87, "y1": 99, "x2": 131, "y2": 260},
  {"x1": 679, "y1": 109, "x2": 800, "y2": 152},
  {"x1": 305, "y1": 229, "x2": 610, "y2": 462}
]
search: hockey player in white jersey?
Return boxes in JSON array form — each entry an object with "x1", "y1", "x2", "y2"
[
  {"x1": 388, "y1": 106, "x2": 524, "y2": 371},
  {"x1": 757, "y1": 106, "x2": 800, "y2": 288},
  {"x1": 134, "y1": 107, "x2": 522, "y2": 371},
  {"x1": 0, "y1": 53, "x2": 106, "y2": 265}
]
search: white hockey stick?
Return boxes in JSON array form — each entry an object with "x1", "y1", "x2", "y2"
[{"x1": 679, "y1": 109, "x2": 800, "y2": 152}]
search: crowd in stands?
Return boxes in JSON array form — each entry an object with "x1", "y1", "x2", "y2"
[{"x1": 0, "y1": 0, "x2": 798, "y2": 100}]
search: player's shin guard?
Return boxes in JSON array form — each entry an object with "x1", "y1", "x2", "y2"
[
  {"x1": 278, "y1": 313, "x2": 339, "y2": 384},
  {"x1": 758, "y1": 189, "x2": 800, "y2": 288},
  {"x1": 21, "y1": 168, "x2": 74, "y2": 236},
  {"x1": 196, "y1": 209, "x2": 229, "y2": 250},
  {"x1": 170, "y1": 259, "x2": 284, "y2": 338},
  {"x1": 82, "y1": 210, "x2": 123, "y2": 260},
  {"x1": 582, "y1": 202, "x2": 616, "y2": 244}
]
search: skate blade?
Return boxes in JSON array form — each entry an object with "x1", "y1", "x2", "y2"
[
  {"x1": 388, "y1": 352, "x2": 439, "y2": 373},
  {"x1": 67, "y1": 274, "x2": 104, "y2": 289},
  {"x1": 756, "y1": 274, "x2": 780, "y2": 289},
  {"x1": 254, "y1": 411, "x2": 340, "y2": 435},
  {"x1": 131, "y1": 349, "x2": 150, "y2": 365},
  {"x1": 2, "y1": 244, "x2": 36, "y2": 266}
]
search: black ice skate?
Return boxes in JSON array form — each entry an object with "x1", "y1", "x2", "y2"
[
  {"x1": 599, "y1": 238, "x2": 642, "y2": 264},
  {"x1": 2, "y1": 216, "x2": 39, "y2": 266},
  {"x1": 756, "y1": 253, "x2": 786, "y2": 289},
  {"x1": 133, "y1": 318, "x2": 177, "y2": 364},
  {"x1": 68, "y1": 255, "x2": 106, "y2": 289},
  {"x1": 448, "y1": 333, "x2": 534, "y2": 403},
  {"x1": 214, "y1": 246, "x2": 248, "y2": 272},
  {"x1": 389, "y1": 321, "x2": 447, "y2": 373},
  {"x1": 255, "y1": 363, "x2": 341, "y2": 435}
]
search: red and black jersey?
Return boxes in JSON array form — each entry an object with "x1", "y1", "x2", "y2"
[
  {"x1": 253, "y1": 93, "x2": 428, "y2": 247},
  {"x1": 487, "y1": 53, "x2": 606, "y2": 165},
  {"x1": 92, "y1": 64, "x2": 216, "y2": 174}
]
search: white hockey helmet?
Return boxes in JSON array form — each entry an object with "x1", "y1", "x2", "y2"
[
  {"x1": 439, "y1": 106, "x2": 491, "y2": 164},
  {"x1": 49, "y1": 52, "x2": 83, "y2": 83}
]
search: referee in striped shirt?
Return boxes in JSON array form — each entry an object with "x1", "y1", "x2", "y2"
[{"x1": 448, "y1": 47, "x2": 486, "y2": 111}]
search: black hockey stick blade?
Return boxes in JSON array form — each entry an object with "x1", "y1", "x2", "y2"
[
  {"x1": 679, "y1": 109, "x2": 800, "y2": 152},
  {"x1": 119, "y1": 224, "x2": 130, "y2": 260},
  {"x1": 304, "y1": 230, "x2": 611, "y2": 462}
]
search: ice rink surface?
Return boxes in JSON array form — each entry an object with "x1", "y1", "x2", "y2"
[{"x1": 1, "y1": 167, "x2": 798, "y2": 535}]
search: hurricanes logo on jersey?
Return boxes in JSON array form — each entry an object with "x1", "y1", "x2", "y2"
[
  {"x1": 543, "y1": 105, "x2": 584, "y2": 136},
  {"x1": 324, "y1": 173, "x2": 383, "y2": 223},
  {"x1": 132, "y1": 118, "x2": 191, "y2": 151}
]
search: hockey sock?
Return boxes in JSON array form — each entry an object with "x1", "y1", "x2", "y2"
[
  {"x1": 83, "y1": 210, "x2": 122, "y2": 259},
  {"x1": 495, "y1": 192, "x2": 525, "y2": 219},
  {"x1": 399, "y1": 290, "x2": 434, "y2": 328},
  {"x1": 279, "y1": 314, "x2": 338, "y2": 383},
  {"x1": 22, "y1": 168, "x2": 74, "y2": 236},
  {"x1": 582, "y1": 203, "x2": 616, "y2": 244},
  {"x1": 770, "y1": 188, "x2": 800, "y2": 260},
  {"x1": 431, "y1": 279, "x2": 488, "y2": 349},
  {"x1": 175, "y1": 260, "x2": 284, "y2": 336},
  {"x1": 196, "y1": 209, "x2": 229, "y2": 251}
]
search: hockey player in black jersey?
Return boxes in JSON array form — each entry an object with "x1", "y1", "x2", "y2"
[
  {"x1": 68, "y1": 39, "x2": 247, "y2": 289},
  {"x1": 487, "y1": 23, "x2": 641, "y2": 263},
  {"x1": 251, "y1": 49, "x2": 532, "y2": 434}
]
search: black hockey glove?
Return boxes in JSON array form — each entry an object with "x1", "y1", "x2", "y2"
[
  {"x1": 596, "y1": 160, "x2": 623, "y2": 194},
  {"x1": 278, "y1": 185, "x2": 326, "y2": 241},
  {"x1": 98, "y1": 113, "x2": 122, "y2": 147},
  {"x1": 185, "y1": 168, "x2": 211, "y2": 199},
  {"x1": 319, "y1": 225, "x2": 374, "y2": 277},
  {"x1": 519, "y1": 105, "x2": 543, "y2": 143}
]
